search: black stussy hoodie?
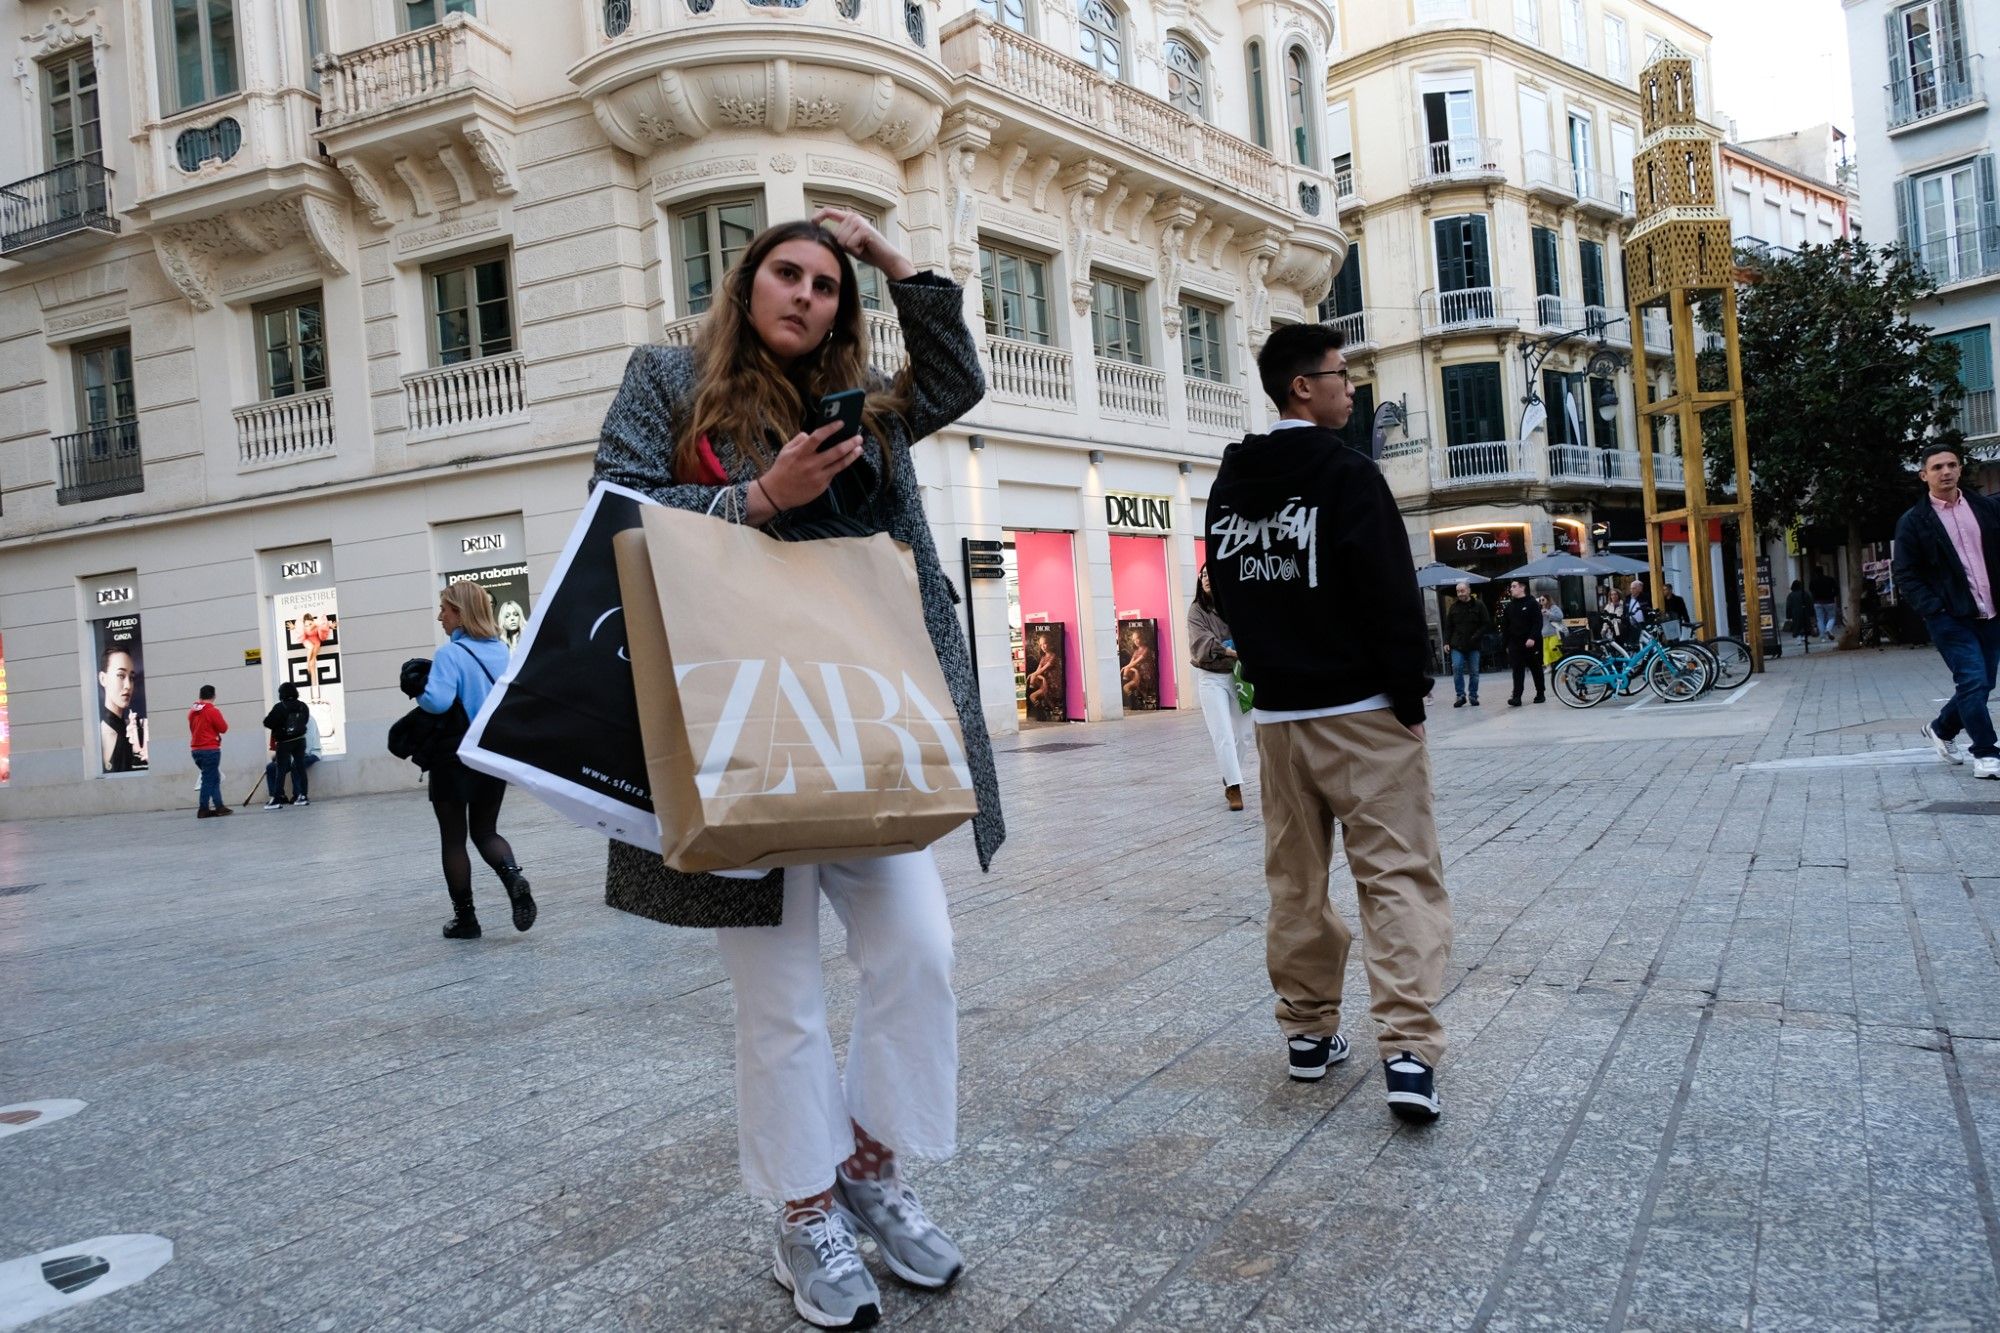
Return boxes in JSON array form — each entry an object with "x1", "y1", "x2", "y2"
[{"x1": 1203, "y1": 424, "x2": 1433, "y2": 726}]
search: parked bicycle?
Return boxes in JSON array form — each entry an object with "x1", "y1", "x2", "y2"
[
  {"x1": 1677, "y1": 620, "x2": 1752, "y2": 691},
  {"x1": 1553, "y1": 622, "x2": 1716, "y2": 706}
]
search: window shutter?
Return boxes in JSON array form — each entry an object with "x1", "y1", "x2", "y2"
[
  {"x1": 1533, "y1": 228, "x2": 1560, "y2": 297},
  {"x1": 1940, "y1": 0, "x2": 1968, "y2": 96},
  {"x1": 1965, "y1": 328, "x2": 1995, "y2": 392},
  {"x1": 1978, "y1": 155, "x2": 1998, "y2": 262},
  {"x1": 1434, "y1": 217, "x2": 1465, "y2": 290},
  {"x1": 1466, "y1": 216, "x2": 1491, "y2": 288},
  {"x1": 1334, "y1": 243, "x2": 1363, "y2": 316},
  {"x1": 1580, "y1": 241, "x2": 1605, "y2": 307},
  {"x1": 1895, "y1": 176, "x2": 1915, "y2": 257},
  {"x1": 1885, "y1": 14, "x2": 1910, "y2": 123}
]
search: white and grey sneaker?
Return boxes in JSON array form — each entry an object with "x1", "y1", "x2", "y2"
[
  {"x1": 1924, "y1": 722, "x2": 1967, "y2": 765},
  {"x1": 835, "y1": 1167, "x2": 963, "y2": 1290},
  {"x1": 1974, "y1": 755, "x2": 2000, "y2": 781},
  {"x1": 774, "y1": 1208, "x2": 880, "y2": 1329},
  {"x1": 1287, "y1": 1032, "x2": 1350, "y2": 1082}
]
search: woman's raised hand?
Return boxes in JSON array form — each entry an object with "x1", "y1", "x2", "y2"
[
  {"x1": 750, "y1": 420, "x2": 864, "y2": 520},
  {"x1": 811, "y1": 206, "x2": 917, "y2": 282}
]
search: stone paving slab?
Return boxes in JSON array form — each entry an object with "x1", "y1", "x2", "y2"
[{"x1": 3, "y1": 645, "x2": 2000, "y2": 1330}]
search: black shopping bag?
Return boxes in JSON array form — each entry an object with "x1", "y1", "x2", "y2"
[{"x1": 460, "y1": 482, "x2": 663, "y2": 851}]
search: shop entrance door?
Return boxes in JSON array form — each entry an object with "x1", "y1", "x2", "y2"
[
  {"x1": 1109, "y1": 534, "x2": 1177, "y2": 711},
  {"x1": 1005, "y1": 529, "x2": 1085, "y2": 723}
]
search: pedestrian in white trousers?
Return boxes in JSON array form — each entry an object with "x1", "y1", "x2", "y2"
[
  {"x1": 713, "y1": 851, "x2": 958, "y2": 1203},
  {"x1": 1189, "y1": 566, "x2": 1254, "y2": 811}
]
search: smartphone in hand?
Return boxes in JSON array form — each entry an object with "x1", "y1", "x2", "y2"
[{"x1": 810, "y1": 388, "x2": 867, "y2": 451}]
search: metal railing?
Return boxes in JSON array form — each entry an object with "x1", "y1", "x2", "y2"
[
  {"x1": 1185, "y1": 378, "x2": 1246, "y2": 432},
  {"x1": 1414, "y1": 0, "x2": 1469, "y2": 21},
  {"x1": 1334, "y1": 163, "x2": 1356, "y2": 199},
  {"x1": 317, "y1": 13, "x2": 513, "y2": 127},
  {"x1": 661, "y1": 310, "x2": 904, "y2": 381},
  {"x1": 1588, "y1": 305, "x2": 1628, "y2": 344},
  {"x1": 235, "y1": 390, "x2": 335, "y2": 468},
  {"x1": 1095, "y1": 358, "x2": 1167, "y2": 421},
  {"x1": 1887, "y1": 54, "x2": 1984, "y2": 130},
  {"x1": 1327, "y1": 311, "x2": 1370, "y2": 347},
  {"x1": 1412, "y1": 137, "x2": 1503, "y2": 185},
  {"x1": 404, "y1": 352, "x2": 527, "y2": 438},
  {"x1": 1641, "y1": 308, "x2": 1673, "y2": 355},
  {"x1": 986, "y1": 335, "x2": 1074, "y2": 406},
  {"x1": 1573, "y1": 165, "x2": 1622, "y2": 213},
  {"x1": 1433, "y1": 440, "x2": 1534, "y2": 487},
  {"x1": 1524, "y1": 149, "x2": 1575, "y2": 198},
  {"x1": 1535, "y1": 294, "x2": 1581, "y2": 329},
  {"x1": 1959, "y1": 387, "x2": 1997, "y2": 439},
  {"x1": 1914, "y1": 225, "x2": 2000, "y2": 288},
  {"x1": 0, "y1": 159, "x2": 118, "y2": 254},
  {"x1": 54, "y1": 418, "x2": 143, "y2": 505},
  {"x1": 1422, "y1": 285, "x2": 1513, "y2": 333}
]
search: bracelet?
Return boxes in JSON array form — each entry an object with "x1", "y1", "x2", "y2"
[{"x1": 751, "y1": 478, "x2": 783, "y2": 521}]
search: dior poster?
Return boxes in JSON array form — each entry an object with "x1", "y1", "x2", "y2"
[
  {"x1": 273, "y1": 587, "x2": 346, "y2": 756},
  {"x1": 1118, "y1": 617, "x2": 1161, "y2": 712},
  {"x1": 1022, "y1": 622, "x2": 1067, "y2": 724}
]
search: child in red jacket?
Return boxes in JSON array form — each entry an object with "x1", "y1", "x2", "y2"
[{"x1": 188, "y1": 684, "x2": 230, "y2": 818}]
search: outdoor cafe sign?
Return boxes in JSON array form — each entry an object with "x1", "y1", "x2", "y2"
[{"x1": 1431, "y1": 525, "x2": 1525, "y2": 563}]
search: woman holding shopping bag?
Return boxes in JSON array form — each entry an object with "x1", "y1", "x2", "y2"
[
  {"x1": 592, "y1": 208, "x2": 1002, "y2": 1330},
  {"x1": 1189, "y1": 565, "x2": 1252, "y2": 811},
  {"x1": 413, "y1": 580, "x2": 536, "y2": 940}
]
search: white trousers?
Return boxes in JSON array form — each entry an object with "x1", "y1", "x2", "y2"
[
  {"x1": 713, "y1": 849, "x2": 957, "y2": 1201},
  {"x1": 1196, "y1": 668, "x2": 1253, "y2": 789}
]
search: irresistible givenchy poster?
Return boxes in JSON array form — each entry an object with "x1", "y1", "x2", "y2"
[{"x1": 273, "y1": 587, "x2": 346, "y2": 756}]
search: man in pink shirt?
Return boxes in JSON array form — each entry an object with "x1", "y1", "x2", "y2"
[{"x1": 1894, "y1": 445, "x2": 2000, "y2": 780}]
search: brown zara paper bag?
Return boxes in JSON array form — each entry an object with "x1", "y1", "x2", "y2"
[{"x1": 612, "y1": 506, "x2": 978, "y2": 873}]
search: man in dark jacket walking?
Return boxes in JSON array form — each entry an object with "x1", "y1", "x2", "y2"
[
  {"x1": 1501, "y1": 580, "x2": 1546, "y2": 705},
  {"x1": 1444, "y1": 583, "x2": 1491, "y2": 707},
  {"x1": 1204, "y1": 322, "x2": 1452, "y2": 1123},
  {"x1": 1810, "y1": 568, "x2": 1840, "y2": 641},
  {"x1": 1894, "y1": 445, "x2": 2000, "y2": 779}
]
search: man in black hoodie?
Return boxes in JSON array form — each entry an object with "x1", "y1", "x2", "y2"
[{"x1": 1204, "y1": 322, "x2": 1452, "y2": 1123}]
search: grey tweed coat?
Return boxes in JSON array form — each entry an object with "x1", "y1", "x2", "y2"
[{"x1": 590, "y1": 272, "x2": 1004, "y2": 928}]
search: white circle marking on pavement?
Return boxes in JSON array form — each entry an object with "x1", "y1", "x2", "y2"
[
  {"x1": 0, "y1": 1100, "x2": 85, "y2": 1140},
  {"x1": 0, "y1": 1234, "x2": 173, "y2": 1330}
]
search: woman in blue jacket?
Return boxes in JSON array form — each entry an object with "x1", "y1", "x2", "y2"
[{"x1": 419, "y1": 580, "x2": 534, "y2": 939}]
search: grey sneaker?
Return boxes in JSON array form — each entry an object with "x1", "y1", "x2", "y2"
[
  {"x1": 774, "y1": 1208, "x2": 880, "y2": 1329},
  {"x1": 835, "y1": 1168, "x2": 964, "y2": 1290},
  {"x1": 1924, "y1": 722, "x2": 1967, "y2": 765}
]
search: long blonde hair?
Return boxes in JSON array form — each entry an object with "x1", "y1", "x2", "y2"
[
  {"x1": 440, "y1": 579, "x2": 501, "y2": 640},
  {"x1": 681, "y1": 220, "x2": 911, "y2": 486}
]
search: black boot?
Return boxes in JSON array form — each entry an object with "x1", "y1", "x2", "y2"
[
  {"x1": 499, "y1": 866, "x2": 537, "y2": 933},
  {"x1": 442, "y1": 911, "x2": 481, "y2": 940}
]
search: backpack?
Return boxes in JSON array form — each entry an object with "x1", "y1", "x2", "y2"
[{"x1": 277, "y1": 701, "x2": 309, "y2": 743}]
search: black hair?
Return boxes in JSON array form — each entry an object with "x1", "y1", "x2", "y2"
[
  {"x1": 279, "y1": 682, "x2": 299, "y2": 702},
  {"x1": 199, "y1": 684, "x2": 216, "y2": 700},
  {"x1": 1256, "y1": 322, "x2": 1346, "y2": 410},
  {"x1": 98, "y1": 640, "x2": 135, "y2": 673},
  {"x1": 1194, "y1": 564, "x2": 1215, "y2": 613},
  {"x1": 1920, "y1": 442, "x2": 1964, "y2": 468}
]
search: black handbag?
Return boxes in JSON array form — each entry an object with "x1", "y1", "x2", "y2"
[{"x1": 764, "y1": 464, "x2": 879, "y2": 542}]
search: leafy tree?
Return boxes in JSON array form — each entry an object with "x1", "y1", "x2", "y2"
[{"x1": 1703, "y1": 238, "x2": 1964, "y2": 646}]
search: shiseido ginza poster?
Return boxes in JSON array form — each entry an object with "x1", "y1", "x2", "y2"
[
  {"x1": 273, "y1": 587, "x2": 346, "y2": 756},
  {"x1": 92, "y1": 615, "x2": 147, "y2": 773}
]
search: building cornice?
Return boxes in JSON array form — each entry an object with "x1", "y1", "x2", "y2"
[{"x1": 1720, "y1": 143, "x2": 1850, "y2": 208}]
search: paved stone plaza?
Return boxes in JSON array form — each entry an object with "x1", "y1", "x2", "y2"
[{"x1": 5, "y1": 645, "x2": 2000, "y2": 1331}]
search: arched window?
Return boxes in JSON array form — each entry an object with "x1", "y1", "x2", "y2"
[
  {"x1": 1284, "y1": 45, "x2": 1316, "y2": 166},
  {"x1": 976, "y1": 0, "x2": 1029, "y2": 31},
  {"x1": 1078, "y1": 1, "x2": 1124, "y2": 80},
  {"x1": 1245, "y1": 39, "x2": 1271, "y2": 150},
  {"x1": 1164, "y1": 35, "x2": 1207, "y2": 119}
]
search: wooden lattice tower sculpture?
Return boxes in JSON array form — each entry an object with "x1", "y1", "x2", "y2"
[{"x1": 1626, "y1": 44, "x2": 1764, "y2": 670}]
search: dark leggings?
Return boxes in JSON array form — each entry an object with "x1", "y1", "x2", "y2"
[{"x1": 433, "y1": 781, "x2": 515, "y2": 914}]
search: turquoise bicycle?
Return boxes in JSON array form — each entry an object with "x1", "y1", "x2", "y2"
[{"x1": 1553, "y1": 625, "x2": 1715, "y2": 707}]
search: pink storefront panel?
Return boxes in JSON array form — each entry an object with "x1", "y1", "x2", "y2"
[
  {"x1": 1109, "y1": 534, "x2": 1178, "y2": 710},
  {"x1": 1011, "y1": 530, "x2": 1086, "y2": 722}
]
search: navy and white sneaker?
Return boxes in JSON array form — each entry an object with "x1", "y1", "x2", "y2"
[
  {"x1": 1287, "y1": 1033, "x2": 1349, "y2": 1082},
  {"x1": 1384, "y1": 1053, "x2": 1441, "y2": 1123}
]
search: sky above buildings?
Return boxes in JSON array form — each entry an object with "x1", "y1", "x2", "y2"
[{"x1": 1659, "y1": 0, "x2": 1855, "y2": 140}]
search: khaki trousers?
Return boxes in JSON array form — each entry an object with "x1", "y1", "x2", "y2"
[{"x1": 1256, "y1": 709, "x2": 1453, "y2": 1066}]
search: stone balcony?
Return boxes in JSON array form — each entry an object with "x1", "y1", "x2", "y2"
[
  {"x1": 315, "y1": 14, "x2": 521, "y2": 229},
  {"x1": 659, "y1": 311, "x2": 907, "y2": 381},
  {"x1": 1419, "y1": 439, "x2": 1686, "y2": 495},
  {"x1": 570, "y1": 0, "x2": 949, "y2": 162}
]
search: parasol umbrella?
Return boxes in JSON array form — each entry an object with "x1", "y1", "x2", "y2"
[
  {"x1": 1495, "y1": 553, "x2": 1626, "y2": 580},
  {"x1": 1593, "y1": 553, "x2": 1652, "y2": 575},
  {"x1": 1414, "y1": 563, "x2": 1490, "y2": 589}
]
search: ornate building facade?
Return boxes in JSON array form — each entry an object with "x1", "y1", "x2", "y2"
[
  {"x1": 1324, "y1": 0, "x2": 1714, "y2": 618},
  {"x1": 0, "y1": 0, "x2": 1342, "y2": 814}
]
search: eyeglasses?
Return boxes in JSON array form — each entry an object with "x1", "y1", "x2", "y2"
[{"x1": 1297, "y1": 369, "x2": 1353, "y2": 384}]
